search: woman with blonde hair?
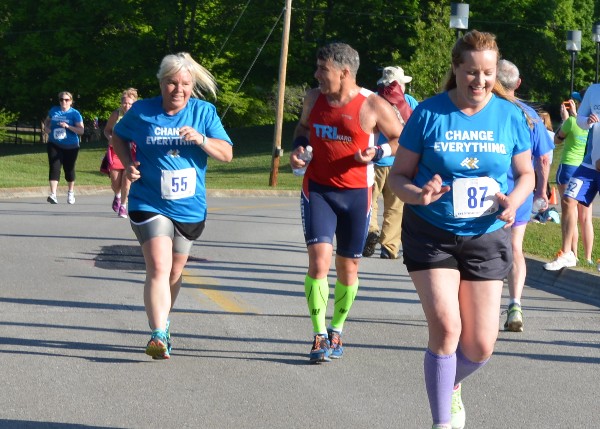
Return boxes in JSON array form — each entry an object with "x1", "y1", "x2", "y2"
[
  {"x1": 104, "y1": 87, "x2": 139, "y2": 218},
  {"x1": 111, "y1": 52, "x2": 233, "y2": 359},
  {"x1": 44, "y1": 91, "x2": 85, "y2": 204}
]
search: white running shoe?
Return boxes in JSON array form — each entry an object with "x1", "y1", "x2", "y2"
[
  {"x1": 67, "y1": 191, "x2": 75, "y2": 205},
  {"x1": 47, "y1": 194, "x2": 58, "y2": 204},
  {"x1": 543, "y1": 250, "x2": 576, "y2": 271},
  {"x1": 451, "y1": 383, "x2": 465, "y2": 429}
]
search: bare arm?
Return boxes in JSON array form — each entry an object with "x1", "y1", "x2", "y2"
[
  {"x1": 533, "y1": 152, "x2": 551, "y2": 203},
  {"x1": 179, "y1": 125, "x2": 233, "y2": 163},
  {"x1": 104, "y1": 110, "x2": 119, "y2": 143},
  {"x1": 355, "y1": 94, "x2": 402, "y2": 163},
  {"x1": 290, "y1": 89, "x2": 318, "y2": 169},
  {"x1": 388, "y1": 146, "x2": 450, "y2": 206}
]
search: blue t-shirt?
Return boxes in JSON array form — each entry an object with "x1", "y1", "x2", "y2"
[
  {"x1": 114, "y1": 96, "x2": 233, "y2": 223},
  {"x1": 47, "y1": 106, "x2": 83, "y2": 148},
  {"x1": 506, "y1": 101, "x2": 555, "y2": 216},
  {"x1": 405, "y1": 94, "x2": 419, "y2": 110},
  {"x1": 400, "y1": 92, "x2": 531, "y2": 235}
]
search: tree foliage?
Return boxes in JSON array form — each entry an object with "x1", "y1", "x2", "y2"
[{"x1": 0, "y1": 0, "x2": 598, "y2": 128}]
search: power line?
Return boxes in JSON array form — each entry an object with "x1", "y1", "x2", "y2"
[{"x1": 220, "y1": 7, "x2": 285, "y2": 120}]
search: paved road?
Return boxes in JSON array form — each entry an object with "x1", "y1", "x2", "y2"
[{"x1": 0, "y1": 193, "x2": 599, "y2": 428}]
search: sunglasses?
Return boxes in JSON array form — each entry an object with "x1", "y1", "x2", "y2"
[{"x1": 59, "y1": 98, "x2": 71, "y2": 102}]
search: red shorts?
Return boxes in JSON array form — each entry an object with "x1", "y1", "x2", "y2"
[{"x1": 108, "y1": 143, "x2": 136, "y2": 171}]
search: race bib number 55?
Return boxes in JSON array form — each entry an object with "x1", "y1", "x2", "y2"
[
  {"x1": 161, "y1": 168, "x2": 196, "y2": 200},
  {"x1": 452, "y1": 177, "x2": 500, "y2": 218}
]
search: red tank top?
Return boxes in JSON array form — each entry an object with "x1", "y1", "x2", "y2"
[{"x1": 305, "y1": 88, "x2": 375, "y2": 188}]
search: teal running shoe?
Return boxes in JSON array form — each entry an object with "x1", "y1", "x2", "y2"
[
  {"x1": 309, "y1": 334, "x2": 331, "y2": 364},
  {"x1": 327, "y1": 329, "x2": 343, "y2": 359},
  {"x1": 145, "y1": 329, "x2": 170, "y2": 360}
]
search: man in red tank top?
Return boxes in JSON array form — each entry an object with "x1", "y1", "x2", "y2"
[{"x1": 289, "y1": 43, "x2": 403, "y2": 363}]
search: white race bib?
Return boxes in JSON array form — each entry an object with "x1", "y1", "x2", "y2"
[
  {"x1": 53, "y1": 128, "x2": 66, "y2": 140},
  {"x1": 452, "y1": 177, "x2": 500, "y2": 218},
  {"x1": 160, "y1": 168, "x2": 196, "y2": 200}
]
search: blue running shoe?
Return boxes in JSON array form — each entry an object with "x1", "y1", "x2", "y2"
[
  {"x1": 145, "y1": 329, "x2": 170, "y2": 360},
  {"x1": 309, "y1": 334, "x2": 331, "y2": 364},
  {"x1": 327, "y1": 328, "x2": 343, "y2": 359}
]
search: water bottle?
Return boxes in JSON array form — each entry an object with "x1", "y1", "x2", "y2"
[
  {"x1": 292, "y1": 145, "x2": 313, "y2": 176},
  {"x1": 532, "y1": 197, "x2": 547, "y2": 214}
]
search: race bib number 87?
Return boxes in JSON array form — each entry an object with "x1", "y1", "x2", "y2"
[
  {"x1": 452, "y1": 177, "x2": 500, "y2": 218},
  {"x1": 161, "y1": 168, "x2": 196, "y2": 200}
]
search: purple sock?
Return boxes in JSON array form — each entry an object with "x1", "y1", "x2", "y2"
[
  {"x1": 454, "y1": 346, "x2": 489, "y2": 386},
  {"x1": 424, "y1": 348, "x2": 456, "y2": 425}
]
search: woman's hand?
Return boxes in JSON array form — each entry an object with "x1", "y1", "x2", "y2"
[
  {"x1": 496, "y1": 192, "x2": 517, "y2": 228},
  {"x1": 419, "y1": 174, "x2": 450, "y2": 206},
  {"x1": 179, "y1": 126, "x2": 205, "y2": 146},
  {"x1": 126, "y1": 161, "x2": 141, "y2": 182}
]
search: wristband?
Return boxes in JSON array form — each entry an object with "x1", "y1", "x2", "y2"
[
  {"x1": 372, "y1": 143, "x2": 392, "y2": 162},
  {"x1": 198, "y1": 133, "x2": 207, "y2": 148},
  {"x1": 292, "y1": 135, "x2": 309, "y2": 150}
]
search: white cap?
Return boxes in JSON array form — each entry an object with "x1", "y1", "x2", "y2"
[{"x1": 377, "y1": 66, "x2": 412, "y2": 86}]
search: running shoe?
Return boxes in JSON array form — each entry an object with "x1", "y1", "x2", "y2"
[
  {"x1": 145, "y1": 329, "x2": 170, "y2": 360},
  {"x1": 112, "y1": 195, "x2": 121, "y2": 212},
  {"x1": 432, "y1": 425, "x2": 451, "y2": 429},
  {"x1": 327, "y1": 328, "x2": 343, "y2": 359},
  {"x1": 503, "y1": 303, "x2": 524, "y2": 332},
  {"x1": 362, "y1": 231, "x2": 379, "y2": 257},
  {"x1": 67, "y1": 191, "x2": 75, "y2": 205},
  {"x1": 451, "y1": 383, "x2": 465, "y2": 429},
  {"x1": 165, "y1": 320, "x2": 172, "y2": 355},
  {"x1": 47, "y1": 194, "x2": 58, "y2": 204},
  {"x1": 118, "y1": 204, "x2": 128, "y2": 218},
  {"x1": 309, "y1": 334, "x2": 331, "y2": 364},
  {"x1": 543, "y1": 250, "x2": 576, "y2": 271}
]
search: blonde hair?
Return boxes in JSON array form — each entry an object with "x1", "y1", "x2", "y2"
[
  {"x1": 539, "y1": 111, "x2": 553, "y2": 132},
  {"x1": 121, "y1": 87, "x2": 138, "y2": 102},
  {"x1": 58, "y1": 91, "x2": 74, "y2": 102},
  {"x1": 157, "y1": 52, "x2": 217, "y2": 99}
]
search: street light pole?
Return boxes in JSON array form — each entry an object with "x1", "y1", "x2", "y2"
[
  {"x1": 566, "y1": 30, "x2": 581, "y2": 96},
  {"x1": 449, "y1": 3, "x2": 469, "y2": 40},
  {"x1": 593, "y1": 22, "x2": 600, "y2": 83}
]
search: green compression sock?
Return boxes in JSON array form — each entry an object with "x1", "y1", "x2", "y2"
[
  {"x1": 331, "y1": 279, "x2": 358, "y2": 331},
  {"x1": 304, "y1": 275, "x2": 329, "y2": 334}
]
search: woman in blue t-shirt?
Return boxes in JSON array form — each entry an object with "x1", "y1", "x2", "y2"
[
  {"x1": 389, "y1": 30, "x2": 534, "y2": 429},
  {"x1": 111, "y1": 52, "x2": 233, "y2": 360},
  {"x1": 43, "y1": 91, "x2": 85, "y2": 204}
]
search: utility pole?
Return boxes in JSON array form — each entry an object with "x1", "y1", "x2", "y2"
[{"x1": 269, "y1": 0, "x2": 292, "y2": 187}]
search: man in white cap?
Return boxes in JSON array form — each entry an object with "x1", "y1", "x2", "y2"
[
  {"x1": 363, "y1": 65, "x2": 418, "y2": 259},
  {"x1": 377, "y1": 66, "x2": 418, "y2": 109}
]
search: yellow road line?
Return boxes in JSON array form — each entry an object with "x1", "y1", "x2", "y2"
[{"x1": 183, "y1": 269, "x2": 257, "y2": 314}]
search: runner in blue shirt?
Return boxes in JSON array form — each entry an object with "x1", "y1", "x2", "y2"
[
  {"x1": 389, "y1": 30, "x2": 534, "y2": 429},
  {"x1": 112, "y1": 52, "x2": 233, "y2": 360}
]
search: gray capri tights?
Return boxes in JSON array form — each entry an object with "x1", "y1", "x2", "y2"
[{"x1": 130, "y1": 214, "x2": 194, "y2": 255}]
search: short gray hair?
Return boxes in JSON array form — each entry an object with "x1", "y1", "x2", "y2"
[
  {"x1": 157, "y1": 52, "x2": 217, "y2": 99},
  {"x1": 496, "y1": 59, "x2": 520, "y2": 91},
  {"x1": 317, "y1": 43, "x2": 360, "y2": 77}
]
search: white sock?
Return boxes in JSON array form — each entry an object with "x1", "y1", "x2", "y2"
[{"x1": 509, "y1": 298, "x2": 521, "y2": 306}]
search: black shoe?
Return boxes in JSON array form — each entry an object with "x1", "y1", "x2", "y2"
[
  {"x1": 380, "y1": 247, "x2": 394, "y2": 259},
  {"x1": 362, "y1": 231, "x2": 379, "y2": 257}
]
